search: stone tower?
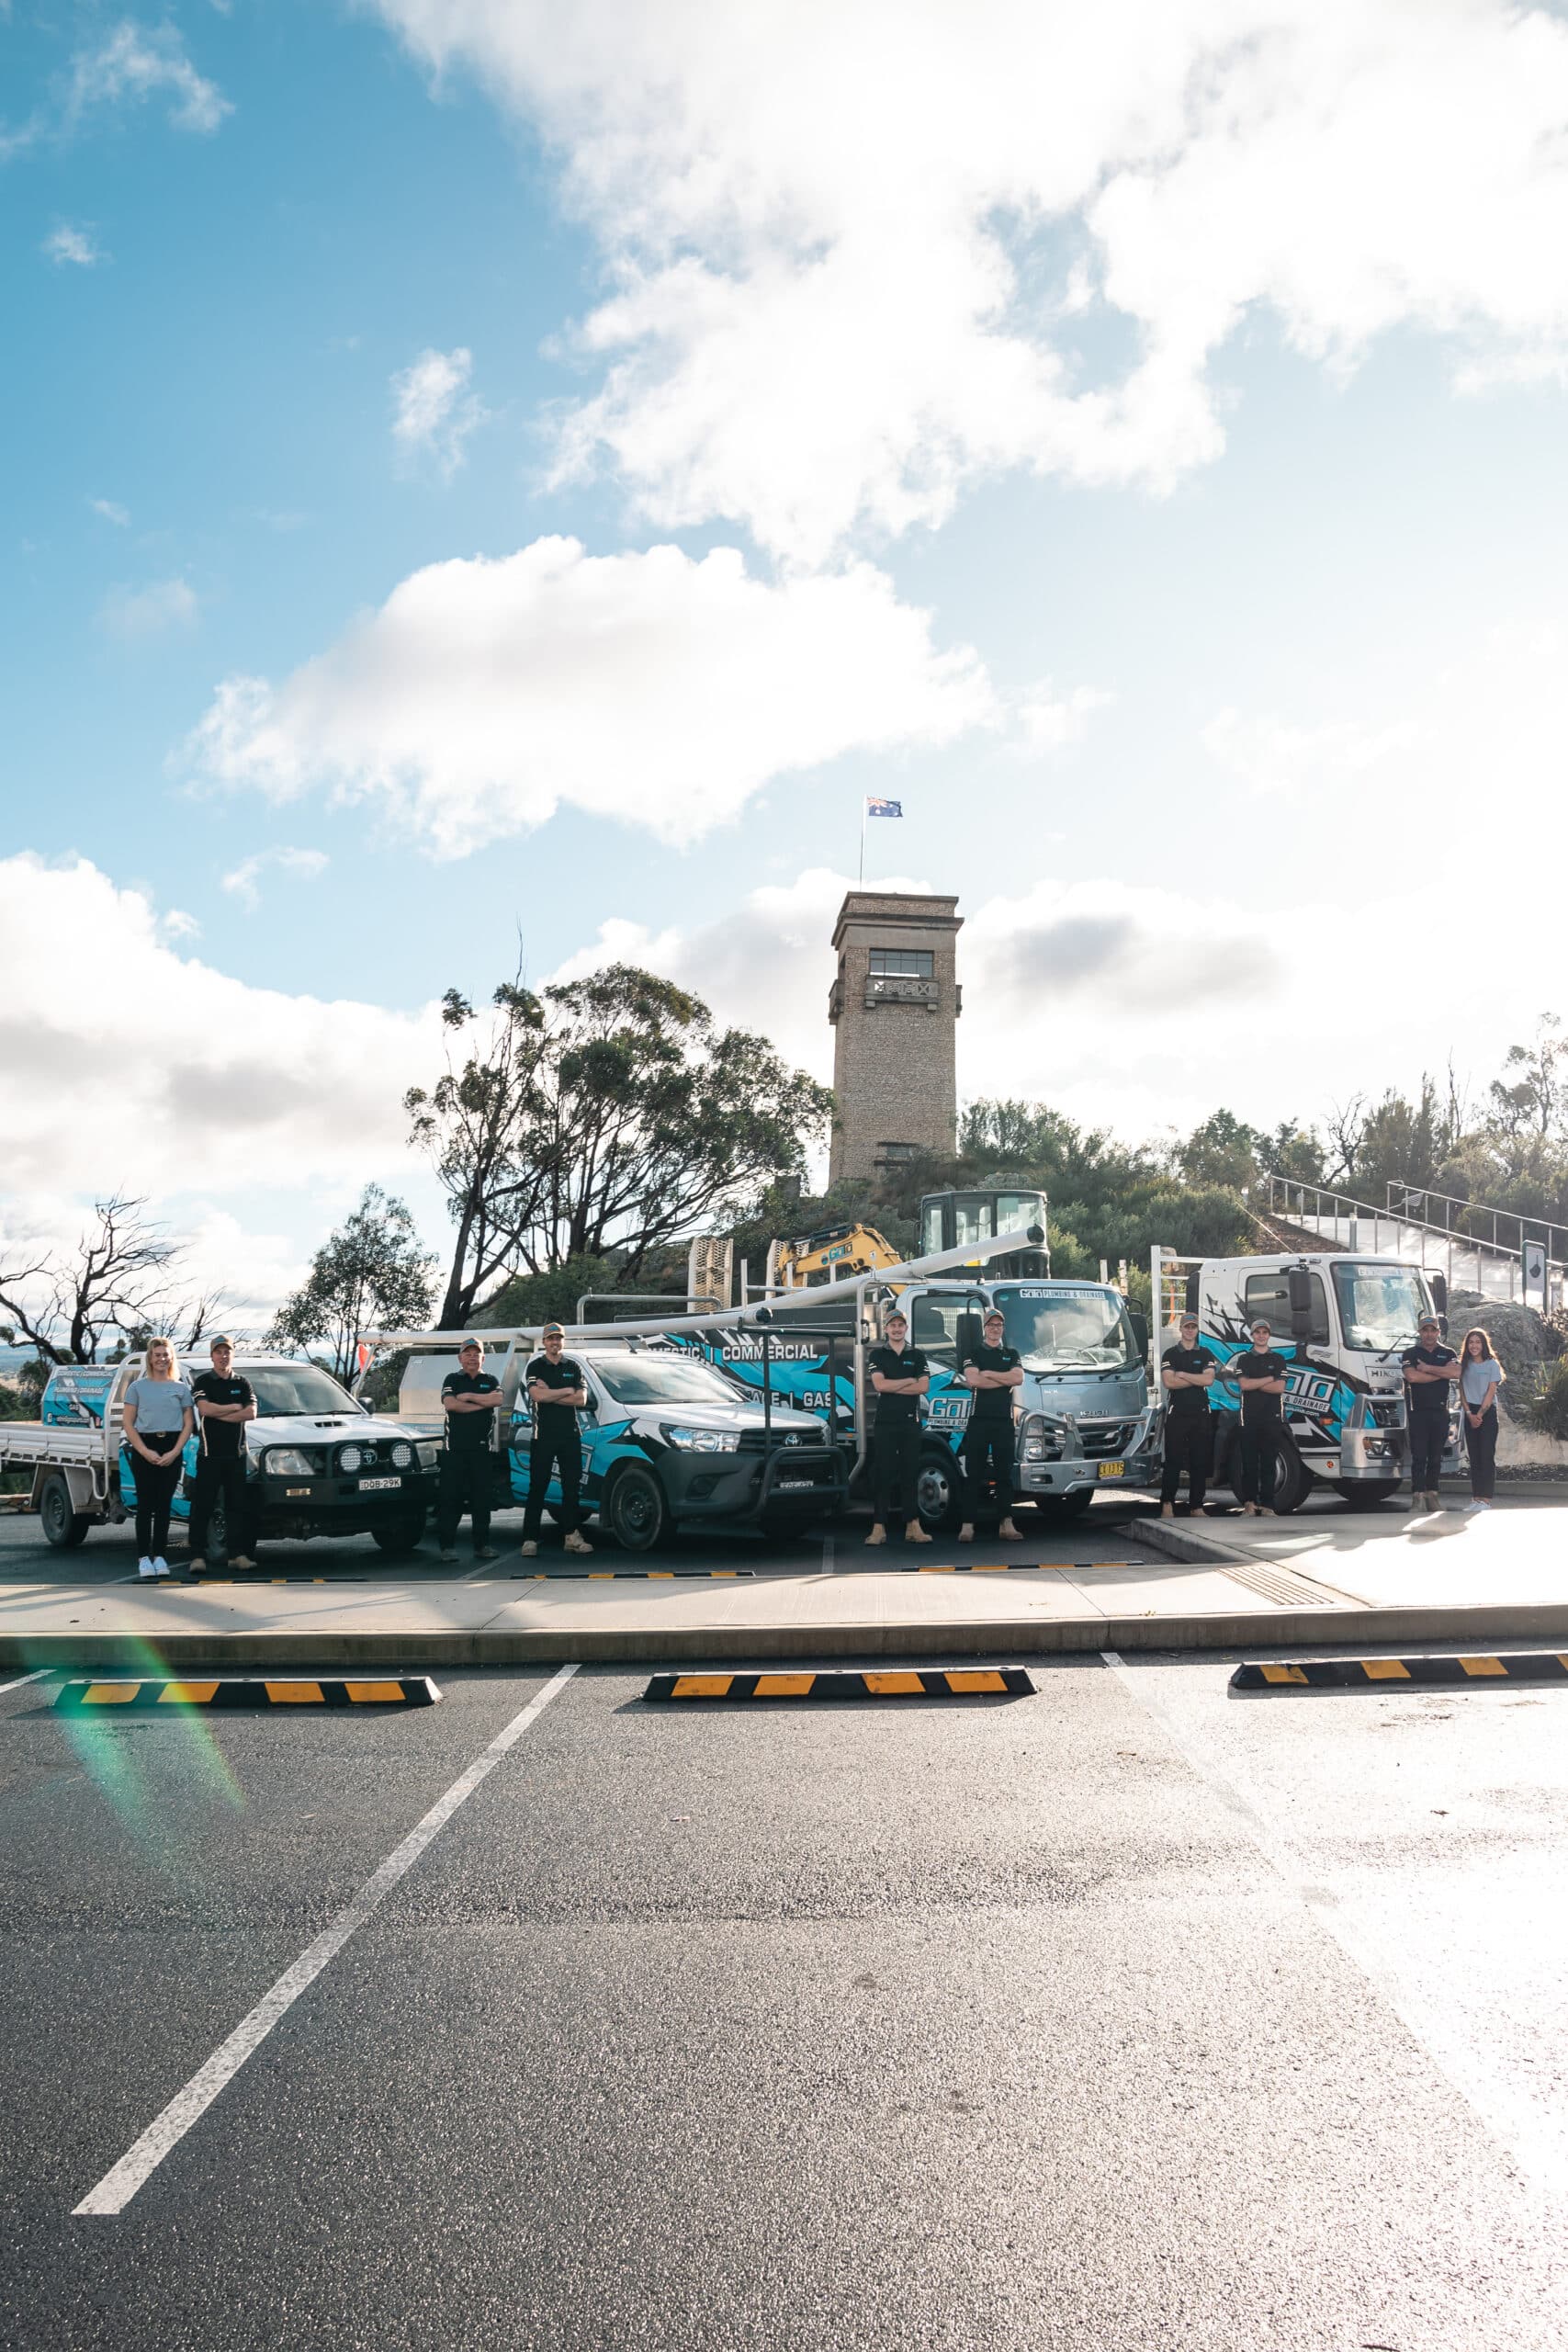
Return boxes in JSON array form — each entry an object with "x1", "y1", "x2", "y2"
[{"x1": 827, "y1": 889, "x2": 962, "y2": 1184}]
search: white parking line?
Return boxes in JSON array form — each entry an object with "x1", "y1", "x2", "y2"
[
  {"x1": 0, "y1": 1668, "x2": 50, "y2": 1697},
  {"x1": 73, "y1": 1661, "x2": 581, "y2": 2215}
]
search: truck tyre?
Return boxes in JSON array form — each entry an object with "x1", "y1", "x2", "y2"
[
  {"x1": 606, "y1": 1463, "x2": 670, "y2": 1552},
  {"x1": 1032, "y1": 1489, "x2": 1093, "y2": 1522},
  {"x1": 1332, "y1": 1480, "x2": 1401, "y2": 1509},
  {"x1": 372, "y1": 1507, "x2": 427, "y2": 1555},
  {"x1": 916, "y1": 1446, "x2": 964, "y2": 1534},
  {"x1": 39, "y1": 1474, "x2": 91, "y2": 1549},
  {"x1": 1269, "y1": 1435, "x2": 1311, "y2": 1515}
]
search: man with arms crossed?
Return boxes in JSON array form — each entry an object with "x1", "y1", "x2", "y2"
[
  {"x1": 437, "y1": 1339, "x2": 502, "y2": 1565},
  {"x1": 1159, "y1": 1312, "x2": 1216, "y2": 1517},
  {"x1": 956, "y1": 1306, "x2": 1024, "y2": 1544},
  {"x1": 864, "y1": 1307, "x2": 932, "y2": 1546},
  {"x1": 520, "y1": 1321, "x2": 594, "y2": 1559},
  {"x1": 188, "y1": 1336, "x2": 257, "y2": 1571},
  {"x1": 1402, "y1": 1314, "x2": 1460, "y2": 1511},
  {"x1": 1230, "y1": 1317, "x2": 1289, "y2": 1516}
]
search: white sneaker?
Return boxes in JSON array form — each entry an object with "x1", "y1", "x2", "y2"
[
  {"x1": 1462, "y1": 1498, "x2": 1483, "y2": 1514},
  {"x1": 138, "y1": 1557, "x2": 156, "y2": 1579},
  {"x1": 1477, "y1": 1498, "x2": 1493, "y2": 1510},
  {"x1": 153, "y1": 1556, "x2": 171, "y2": 1577}
]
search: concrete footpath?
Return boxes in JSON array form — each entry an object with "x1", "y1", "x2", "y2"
[{"x1": 2, "y1": 1501, "x2": 1563, "y2": 1665}]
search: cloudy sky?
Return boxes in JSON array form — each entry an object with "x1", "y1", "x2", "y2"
[{"x1": 5, "y1": 0, "x2": 1568, "y2": 1322}]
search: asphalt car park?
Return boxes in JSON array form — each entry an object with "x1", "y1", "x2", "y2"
[{"x1": 2, "y1": 1646, "x2": 1564, "y2": 2351}]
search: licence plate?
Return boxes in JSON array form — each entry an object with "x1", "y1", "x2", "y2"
[
  {"x1": 775, "y1": 1478, "x2": 818, "y2": 1492},
  {"x1": 1097, "y1": 1461, "x2": 1126, "y2": 1479},
  {"x1": 358, "y1": 1476, "x2": 401, "y2": 1491}
]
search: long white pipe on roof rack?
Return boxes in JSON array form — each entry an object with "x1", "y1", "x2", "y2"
[{"x1": 360, "y1": 1224, "x2": 1041, "y2": 1352}]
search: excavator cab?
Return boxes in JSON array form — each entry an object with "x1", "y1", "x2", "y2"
[{"x1": 919, "y1": 1189, "x2": 1049, "y2": 1278}]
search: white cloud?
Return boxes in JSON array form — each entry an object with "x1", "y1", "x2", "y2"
[
  {"x1": 100, "y1": 576, "x2": 197, "y2": 638},
  {"x1": 0, "y1": 856, "x2": 436, "y2": 1209},
  {"x1": 220, "y1": 846, "x2": 331, "y2": 911},
  {"x1": 188, "y1": 536, "x2": 996, "y2": 854},
  {"x1": 89, "y1": 496, "x2": 130, "y2": 526},
  {"x1": 70, "y1": 20, "x2": 231, "y2": 135},
  {"x1": 373, "y1": 0, "x2": 1568, "y2": 562},
  {"x1": 1015, "y1": 683, "x2": 1113, "y2": 755},
  {"x1": 390, "y1": 345, "x2": 484, "y2": 477},
  {"x1": 160, "y1": 908, "x2": 202, "y2": 941},
  {"x1": 44, "y1": 223, "x2": 105, "y2": 266}
]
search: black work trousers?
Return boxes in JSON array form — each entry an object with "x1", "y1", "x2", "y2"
[
  {"x1": 873, "y1": 1416, "x2": 921, "y2": 1526},
  {"x1": 1160, "y1": 1414, "x2": 1212, "y2": 1509},
  {"x1": 130, "y1": 1445, "x2": 183, "y2": 1556},
  {"x1": 189, "y1": 1452, "x2": 249, "y2": 1559},
  {"x1": 1408, "y1": 1414, "x2": 1448, "y2": 1496},
  {"x1": 524, "y1": 1430, "x2": 582, "y2": 1539},
  {"x1": 1463, "y1": 1405, "x2": 1498, "y2": 1499},
  {"x1": 1238, "y1": 1419, "x2": 1280, "y2": 1510},
  {"x1": 437, "y1": 1448, "x2": 492, "y2": 1550},
  {"x1": 962, "y1": 1418, "x2": 1014, "y2": 1519}
]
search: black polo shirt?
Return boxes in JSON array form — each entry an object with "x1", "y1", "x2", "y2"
[
  {"x1": 190, "y1": 1371, "x2": 254, "y2": 1461},
  {"x1": 525, "y1": 1353, "x2": 587, "y2": 1442},
  {"x1": 869, "y1": 1342, "x2": 929, "y2": 1424},
  {"x1": 1161, "y1": 1343, "x2": 1215, "y2": 1421},
  {"x1": 441, "y1": 1369, "x2": 500, "y2": 1451},
  {"x1": 958, "y1": 1340, "x2": 1021, "y2": 1423},
  {"x1": 1231, "y1": 1349, "x2": 1288, "y2": 1427},
  {"x1": 1402, "y1": 1342, "x2": 1458, "y2": 1415}
]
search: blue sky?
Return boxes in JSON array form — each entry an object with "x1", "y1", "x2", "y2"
[{"x1": 5, "y1": 0, "x2": 1568, "y2": 1317}]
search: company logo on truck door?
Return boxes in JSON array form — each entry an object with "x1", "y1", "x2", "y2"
[{"x1": 1200, "y1": 1294, "x2": 1363, "y2": 1450}]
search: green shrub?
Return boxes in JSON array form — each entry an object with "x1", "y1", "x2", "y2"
[{"x1": 1522, "y1": 1357, "x2": 1568, "y2": 1441}]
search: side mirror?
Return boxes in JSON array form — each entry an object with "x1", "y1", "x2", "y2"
[
  {"x1": 1428, "y1": 1272, "x2": 1449, "y2": 1316},
  {"x1": 1286, "y1": 1265, "x2": 1314, "y2": 1343},
  {"x1": 1026, "y1": 1224, "x2": 1044, "y2": 1245},
  {"x1": 1130, "y1": 1312, "x2": 1149, "y2": 1361}
]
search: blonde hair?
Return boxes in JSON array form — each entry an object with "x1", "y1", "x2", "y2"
[{"x1": 143, "y1": 1337, "x2": 180, "y2": 1377}]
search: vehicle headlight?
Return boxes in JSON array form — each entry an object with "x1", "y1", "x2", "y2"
[
  {"x1": 663, "y1": 1425, "x2": 741, "y2": 1453},
  {"x1": 1019, "y1": 1413, "x2": 1064, "y2": 1460},
  {"x1": 263, "y1": 1447, "x2": 321, "y2": 1477},
  {"x1": 338, "y1": 1444, "x2": 368, "y2": 1473},
  {"x1": 389, "y1": 1441, "x2": 414, "y2": 1469},
  {"x1": 417, "y1": 1441, "x2": 442, "y2": 1469}
]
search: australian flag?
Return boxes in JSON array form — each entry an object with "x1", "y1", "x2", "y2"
[{"x1": 865, "y1": 797, "x2": 903, "y2": 818}]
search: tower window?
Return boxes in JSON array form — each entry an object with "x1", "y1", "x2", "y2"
[{"x1": 869, "y1": 949, "x2": 933, "y2": 978}]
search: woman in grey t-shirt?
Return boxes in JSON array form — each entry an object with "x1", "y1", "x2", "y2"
[
  {"x1": 123, "y1": 1340, "x2": 195, "y2": 1577},
  {"x1": 1458, "y1": 1328, "x2": 1504, "y2": 1512}
]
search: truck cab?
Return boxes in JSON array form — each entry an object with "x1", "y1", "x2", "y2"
[
  {"x1": 984, "y1": 1279, "x2": 1158, "y2": 1519},
  {"x1": 1153, "y1": 1249, "x2": 1449, "y2": 1511}
]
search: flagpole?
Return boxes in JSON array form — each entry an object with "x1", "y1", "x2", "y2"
[{"x1": 859, "y1": 797, "x2": 866, "y2": 885}]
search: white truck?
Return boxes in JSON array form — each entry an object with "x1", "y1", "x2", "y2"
[
  {"x1": 1150, "y1": 1244, "x2": 1455, "y2": 1512},
  {"x1": 0, "y1": 1353, "x2": 440, "y2": 1554}
]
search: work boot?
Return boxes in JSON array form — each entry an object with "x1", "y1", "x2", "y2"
[
  {"x1": 1159, "y1": 1503, "x2": 1175, "y2": 1520},
  {"x1": 906, "y1": 1521, "x2": 932, "y2": 1544},
  {"x1": 1428, "y1": 1491, "x2": 1443, "y2": 1511},
  {"x1": 438, "y1": 1547, "x2": 459, "y2": 1565},
  {"x1": 519, "y1": 1540, "x2": 538, "y2": 1558},
  {"x1": 563, "y1": 1531, "x2": 594, "y2": 1555},
  {"x1": 998, "y1": 1517, "x2": 1023, "y2": 1542},
  {"x1": 864, "y1": 1524, "x2": 886, "y2": 1546},
  {"x1": 187, "y1": 1556, "x2": 207, "y2": 1575},
  {"x1": 229, "y1": 1553, "x2": 255, "y2": 1571},
  {"x1": 473, "y1": 1544, "x2": 499, "y2": 1562},
  {"x1": 956, "y1": 1521, "x2": 975, "y2": 1544}
]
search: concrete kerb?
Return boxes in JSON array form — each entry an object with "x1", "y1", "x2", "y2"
[{"x1": 9, "y1": 1600, "x2": 1568, "y2": 1670}]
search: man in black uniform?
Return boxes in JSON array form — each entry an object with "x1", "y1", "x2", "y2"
[
  {"x1": 1402, "y1": 1315, "x2": 1459, "y2": 1511},
  {"x1": 865, "y1": 1307, "x2": 931, "y2": 1546},
  {"x1": 188, "y1": 1335, "x2": 257, "y2": 1571},
  {"x1": 1159, "y1": 1312, "x2": 1216, "y2": 1517},
  {"x1": 521, "y1": 1321, "x2": 593, "y2": 1558},
  {"x1": 956, "y1": 1306, "x2": 1023, "y2": 1544},
  {"x1": 437, "y1": 1339, "x2": 502, "y2": 1564},
  {"x1": 1231, "y1": 1317, "x2": 1289, "y2": 1515}
]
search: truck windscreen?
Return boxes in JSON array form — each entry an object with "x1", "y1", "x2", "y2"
[
  {"x1": 593, "y1": 1355, "x2": 750, "y2": 1406},
  {"x1": 247, "y1": 1366, "x2": 361, "y2": 1417},
  {"x1": 991, "y1": 1286, "x2": 1140, "y2": 1372},
  {"x1": 1330, "y1": 1263, "x2": 1430, "y2": 1352}
]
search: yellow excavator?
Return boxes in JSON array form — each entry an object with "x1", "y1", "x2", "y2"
[
  {"x1": 764, "y1": 1187, "x2": 1051, "y2": 1291},
  {"x1": 764, "y1": 1220, "x2": 903, "y2": 1291}
]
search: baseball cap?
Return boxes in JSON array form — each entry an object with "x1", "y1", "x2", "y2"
[{"x1": 542, "y1": 1320, "x2": 566, "y2": 1337}]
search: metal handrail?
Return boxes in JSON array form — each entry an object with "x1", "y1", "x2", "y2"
[
  {"x1": 1263, "y1": 1173, "x2": 1564, "y2": 1310},
  {"x1": 1382, "y1": 1181, "x2": 1568, "y2": 1267}
]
